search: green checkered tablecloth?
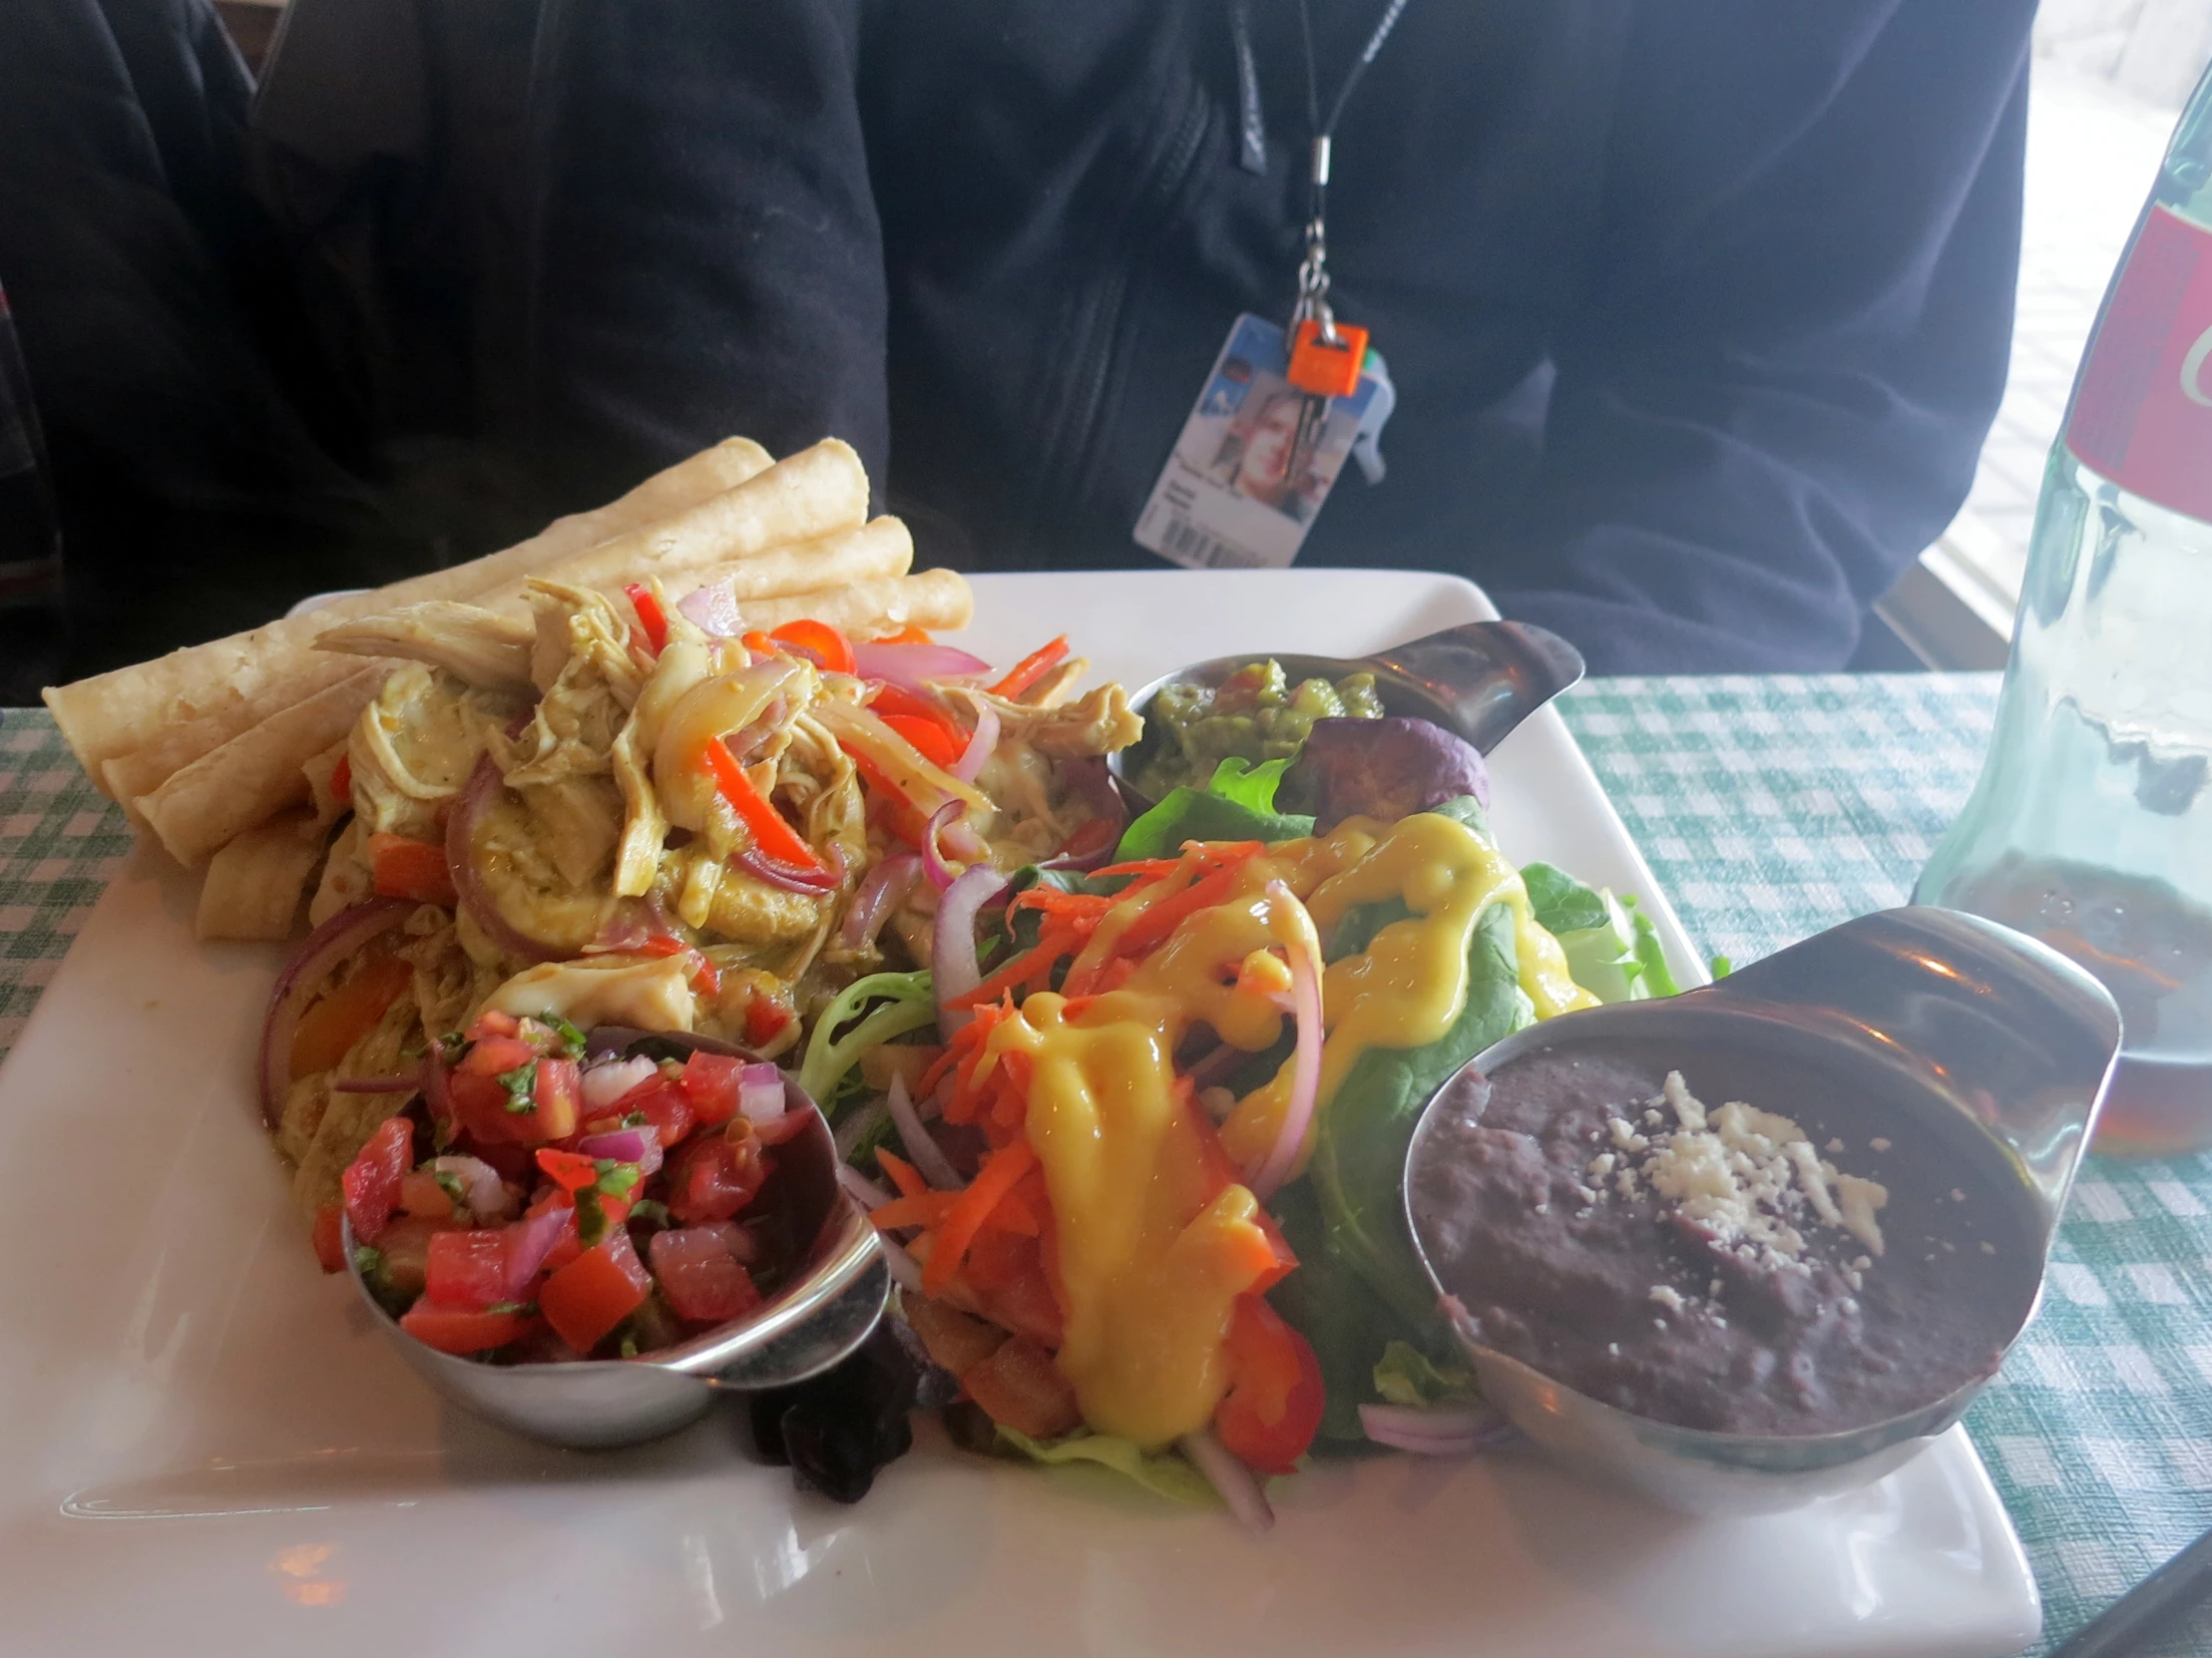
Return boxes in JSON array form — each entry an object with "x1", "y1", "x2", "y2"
[{"x1": 3, "y1": 677, "x2": 2207, "y2": 1656}]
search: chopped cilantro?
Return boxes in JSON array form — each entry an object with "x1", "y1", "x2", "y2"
[
  {"x1": 351, "y1": 1244, "x2": 385, "y2": 1279},
  {"x1": 432, "y1": 1168, "x2": 468, "y2": 1208},
  {"x1": 623, "y1": 1109, "x2": 650, "y2": 1127},
  {"x1": 618, "y1": 1333, "x2": 641, "y2": 1360},
  {"x1": 574, "y1": 1187, "x2": 610, "y2": 1248},
  {"x1": 594, "y1": 1160, "x2": 643, "y2": 1198},
  {"x1": 628, "y1": 1199, "x2": 670, "y2": 1230},
  {"x1": 542, "y1": 1012, "x2": 590, "y2": 1056},
  {"x1": 438, "y1": 1032, "x2": 469, "y2": 1062},
  {"x1": 499, "y1": 1061, "x2": 538, "y2": 1113},
  {"x1": 484, "y1": 1301, "x2": 538, "y2": 1318}
]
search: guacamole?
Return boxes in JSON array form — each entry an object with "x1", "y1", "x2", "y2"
[{"x1": 1133, "y1": 658, "x2": 1385, "y2": 799}]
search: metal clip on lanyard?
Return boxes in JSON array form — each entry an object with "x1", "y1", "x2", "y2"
[{"x1": 1286, "y1": 0, "x2": 1412, "y2": 470}]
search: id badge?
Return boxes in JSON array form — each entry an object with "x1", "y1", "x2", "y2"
[{"x1": 1133, "y1": 313, "x2": 1390, "y2": 571}]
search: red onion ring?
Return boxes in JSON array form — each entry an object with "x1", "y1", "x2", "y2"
[
  {"x1": 932, "y1": 864, "x2": 1008, "y2": 1035},
  {"x1": 1178, "y1": 1428, "x2": 1274, "y2": 1530},
  {"x1": 921, "y1": 801, "x2": 965, "y2": 893},
  {"x1": 851, "y1": 640, "x2": 992, "y2": 690},
  {"x1": 446, "y1": 753, "x2": 568, "y2": 962},
  {"x1": 836, "y1": 1162, "x2": 893, "y2": 1211},
  {"x1": 675, "y1": 582, "x2": 741, "y2": 638},
  {"x1": 951, "y1": 702, "x2": 1000, "y2": 784},
  {"x1": 884, "y1": 1073, "x2": 961, "y2": 1189},
  {"x1": 838, "y1": 852, "x2": 922, "y2": 949},
  {"x1": 1358, "y1": 1403, "x2": 1517, "y2": 1455},
  {"x1": 735, "y1": 846, "x2": 842, "y2": 895},
  {"x1": 258, "y1": 898, "x2": 416, "y2": 1128}
]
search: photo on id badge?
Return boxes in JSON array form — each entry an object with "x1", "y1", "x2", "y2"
[{"x1": 1135, "y1": 313, "x2": 1383, "y2": 570}]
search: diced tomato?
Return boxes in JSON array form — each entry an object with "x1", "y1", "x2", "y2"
[
  {"x1": 397, "y1": 1168, "x2": 455, "y2": 1221},
  {"x1": 311, "y1": 1204, "x2": 346, "y2": 1273},
  {"x1": 539, "y1": 1231, "x2": 654, "y2": 1354},
  {"x1": 1057, "y1": 815, "x2": 1119, "y2": 863},
  {"x1": 399, "y1": 1303, "x2": 535, "y2": 1356},
  {"x1": 534, "y1": 1147, "x2": 600, "y2": 1191},
  {"x1": 961, "y1": 1334, "x2": 1082, "y2": 1439},
  {"x1": 447, "y1": 1068, "x2": 527, "y2": 1145},
  {"x1": 469, "y1": 1010, "x2": 522, "y2": 1041},
  {"x1": 1211, "y1": 1294, "x2": 1324, "y2": 1475},
  {"x1": 676, "y1": 1053, "x2": 743, "y2": 1128},
  {"x1": 769, "y1": 619, "x2": 856, "y2": 675},
  {"x1": 667, "y1": 1132, "x2": 768, "y2": 1224},
  {"x1": 648, "y1": 1227, "x2": 764, "y2": 1325},
  {"x1": 611, "y1": 1074, "x2": 693, "y2": 1146},
  {"x1": 524, "y1": 1056, "x2": 581, "y2": 1141},
  {"x1": 742, "y1": 989, "x2": 795, "y2": 1051},
  {"x1": 371, "y1": 1215, "x2": 444, "y2": 1300},
  {"x1": 368, "y1": 832, "x2": 458, "y2": 905},
  {"x1": 880, "y1": 712, "x2": 964, "y2": 770},
  {"x1": 341, "y1": 1115, "x2": 412, "y2": 1244},
  {"x1": 459, "y1": 1034, "x2": 540, "y2": 1078},
  {"x1": 425, "y1": 1227, "x2": 520, "y2": 1311},
  {"x1": 290, "y1": 954, "x2": 413, "y2": 1080}
]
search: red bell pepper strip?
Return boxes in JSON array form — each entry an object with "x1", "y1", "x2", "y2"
[
  {"x1": 623, "y1": 584, "x2": 669, "y2": 654},
  {"x1": 989, "y1": 635, "x2": 1071, "y2": 699},
  {"x1": 700, "y1": 737, "x2": 829, "y2": 875},
  {"x1": 770, "y1": 619, "x2": 857, "y2": 674}
]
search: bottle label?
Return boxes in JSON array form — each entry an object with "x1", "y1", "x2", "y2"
[{"x1": 2065, "y1": 205, "x2": 2212, "y2": 520}]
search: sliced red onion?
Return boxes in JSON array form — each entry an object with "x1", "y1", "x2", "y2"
[
  {"x1": 738, "y1": 1062, "x2": 787, "y2": 1125},
  {"x1": 851, "y1": 640, "x2": 992, "y2": 690},
  {"x1": 932, "y1": 864, "x2": 1008, "y2": 1035},
  {"x1": 736, "y1": 846, "x2": 842, "y2": 896},
  {"x1": 836, "y1": 1162, "x2": 893, "y2": 1211},
  {"x1": 423, "y1": 1042, "x2": 455, "y2": 1137},
  {"x1": 1358, "y1": 1403, "x2": 1518, "y2": 1455},
  {"x1": 586, "y1": 895, "x2": 680, "y2": 956},
  {"x1": 879, "y1": 1236, "x2": 924, "y2": 1294},
  {"x1": 447, "y1": 754, "x2": 566, "y2": 962},
  {"x1": 258, "y1": 898, "x2": 417, "y2": 1127},
  {"x1": 951, "y1": 702, "x2": 1000, "y2": 785},
  {"x1": 885, "y1": 1073, "x2": 961, "y2": 1190},
  {"x1": 578, "y1": 1127, "x2": 664, "y2": 1177},
  {"x1": 582, "y1": 1054, "x2": 660, "y2": 1112},
  {"x1": 333, "y1": 1073, "x2": 422, "y2": 1093},
  {"x1": 838, "y1": 852, "x2": 922, "y2": 948},
  {"x1": 675, "y1": 581, "x2": 741, "y2": 638},
  {"x1": 1179, "y1": 1428, "x2": 1274, "y2": 1530},
  {"x1": 1247, "y1": 881, "x2": 1324, "y2": 1203},
  {"x1": 922, "y1": 801, "x2": 965, "y2": 893},
  {"x1": 500, "y1": 1207, "x2": 573, "y2": 1298},
  {"x1": 429, "y1": 1154, "x2": 512, "y2": 1218}
]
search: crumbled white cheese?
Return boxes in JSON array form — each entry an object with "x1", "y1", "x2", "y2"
[
  {"x1": 1615, "y1": 1071, "x2": 1890, "y2": 1272},
  {"x1": 1648, "y1": 1284, "x2": 1686, "y2": 1312},
  {"x1": 1981, "y1": 1241, "x2": 1996, "y2": 1255},
  {"x1": 1951, "y1": 1188, "x2": 1968, "y2": 1203},
  {"x1": 1588, "y1": 1152, "x2": 1617, "y2": 1180},
  {"x1": 1870, "y1": 1136, "x2": 1892, "y2": 1153},
  {"x1": 1826, "y1": 1138, "x2": 1846, "y2": 1154}
]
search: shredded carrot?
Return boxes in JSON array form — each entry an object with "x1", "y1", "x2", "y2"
[
  {"x1": 1110, "y1": 855, "x2": 1261, "y2": 958},
  {"x1": 1091, "y1": 857, "x2": 1182, "y2": 880},
  {"x1": 949, "y1": 919, "x2": 1083, "y2": 1010},
  {"x1": 1010, "y1": 888, "x2": 1116, "y2": 921},
  {"x1": 874, "y1": 1148, "x2": 930, "y2": 1200},
  {"x1": 870, "y1": 1191, "x2": 959, "y2": 1231},
  {"x1": 924, "y1": 1140, "x2": 1041, "y2": 1295},
  {"x1": 989, "y1": 635, "x2": 1071, "y2": 699}
]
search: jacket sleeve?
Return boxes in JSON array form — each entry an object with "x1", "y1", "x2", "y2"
[
  {"x1": 521, "y1": 0, "x2": 890, "y2": 510},
  {"x1": 1485, "y1": 0, "x2": 2032, "y2": 673}
]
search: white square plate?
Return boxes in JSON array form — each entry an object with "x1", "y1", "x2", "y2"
[{"x1": 0, "y1": 570, "x2": 2038, "y2": 1656}]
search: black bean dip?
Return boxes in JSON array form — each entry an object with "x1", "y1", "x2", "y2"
[{"x1": 1409, "y1": 1044, "x2": 2039, "y2": 1436}]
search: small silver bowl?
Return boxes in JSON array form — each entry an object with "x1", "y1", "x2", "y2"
[
  {"x1": 346, "y1": 1076, "x2": 888, "y2": 1450},
  {"x1": 1109, "y1": 620, "x2": 1584, "y2": 811},
  {"x1": 1403, "y1": 907, "x2": 2121, "y2": 1515}
]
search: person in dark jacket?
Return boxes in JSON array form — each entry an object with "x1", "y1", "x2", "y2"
[{"x1": 0, "y1": 0, "x2": 2031, "y2": 681}]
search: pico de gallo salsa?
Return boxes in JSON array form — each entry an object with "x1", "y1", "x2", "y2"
[{"x1": 331, "y1": 1016, "x2": 813, "y2": 1362}]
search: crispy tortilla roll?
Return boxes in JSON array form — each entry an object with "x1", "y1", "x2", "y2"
[
  {"x1": 548, "y1": 438, "x2": 870, "y2": 596},
  {"x1": 43, "y1": 437, "x2": 774, "y2": 792},
  {"x1": 196, "y1": 810, "x2": 329, "y2": 942},
  {"x1": 666, "y1": 517, "x2": 912, "y2": 607},
  {"x1": 739, "y1": 568, "x2": 974, "y2": 637},
  {"x1": 138, "y1": 667, "x2": 387, "y2": 866}
]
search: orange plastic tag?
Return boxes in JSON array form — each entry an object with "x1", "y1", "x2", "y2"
[{"x1": 1286, "y1": 319, "x2": 1369, "y2": 398}]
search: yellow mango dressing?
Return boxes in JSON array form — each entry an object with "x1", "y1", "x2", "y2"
[{"x1": 975, "y1": 811, "x2": 1593, "y2": 1450}]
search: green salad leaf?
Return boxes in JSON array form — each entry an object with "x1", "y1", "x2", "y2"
[
  {"x1": 1520, "y1": 862, "x2": 1684, "y2": 1004},
  {"x1": 1372, "y1": 1340, "x2": 1476, "y2": 1409},
  {"x1": 993, "y1": 1426, "x2": 1221, "y2": 1506},
  {"x1": 1116, "y1": 756, "x2": 1314, "y2": 861},
  {"x1": 798, "y1": 970, "x2": 937, "y2": 1104}
]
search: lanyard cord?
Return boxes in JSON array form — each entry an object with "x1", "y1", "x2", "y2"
[{"x1": 1294, "y1": 0, "x2": 1414, "y2": 223}]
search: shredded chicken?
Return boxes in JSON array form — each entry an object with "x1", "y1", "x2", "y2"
[
  {"x1": 971, "y1": 681, "x2": 1141, "y2": 756},
  {"x1": 318, "y1": 602, "x2": 536, "y2": 691}
]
